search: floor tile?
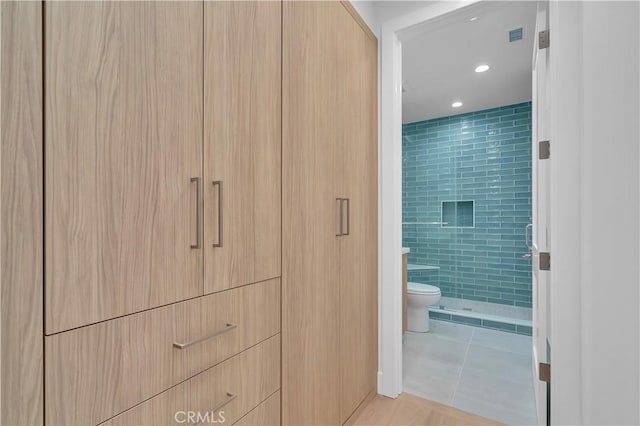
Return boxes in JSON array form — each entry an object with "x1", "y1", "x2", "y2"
[
  {"x1": 403, "y1": 329, "x2": 469, "y2": 405},
  {"x1": 463, "y1": 344, "x2": 532, "y2": 383},
  {"x1": 404, "y1": 331, "x2": 470, "y2": 365},
  {"x1": 423, "y1": 319, "x2": 476, "y2": 343},
  {"x1": 403, "y1": 355, "x2": 462, "y2": 405},
  {"x1": 471, "y1": 327, "x2": 532, "y2": 355},
  {"x1": 454, "y1": 366, "x2": 536, "y2": 415},
  {"x1": 403, "y1": 320, "x2": 537, "y2": 425}
]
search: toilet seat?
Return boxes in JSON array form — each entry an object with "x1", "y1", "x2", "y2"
[{"x1": 407, "y1": 282, "x2": 441, "y2": 295}]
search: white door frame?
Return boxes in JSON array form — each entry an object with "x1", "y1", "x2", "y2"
[
  {"x1": 377, "y1": 3, "x2": 581, "y2": 422},
  {"x1": 531, "y1": 2, "x2": 550, "y2": 422},
  {"x1": 377, "y1": 0, "x2": 480, "y2": 398}
]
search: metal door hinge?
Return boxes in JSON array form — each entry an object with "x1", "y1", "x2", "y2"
[
  {"x1": 540, "y1": 252, "x2": 551, "y2": 271},
  {"x1": 539, "y1": 362, "x2": 551, "y2": 383},
  {"x1": 539, "y1": 30, "x2": 550, "y2": 49},
  {"x1": 539, "y1": 140, "x2": 550, "y2": 159}
]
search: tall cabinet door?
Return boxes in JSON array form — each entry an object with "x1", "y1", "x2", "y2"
[
  {"x1": 282, "y1": 2, "x2": 342, "y2": 425},
  {"x1": 45, "y1": 2, "x2": 204, "y2": 334},
  {"x1": 338, "y1": 10, "x2": 378, "y2": 423},
  {"x1": 204, "y1": 1, "x2": 281, "y2": 294}
]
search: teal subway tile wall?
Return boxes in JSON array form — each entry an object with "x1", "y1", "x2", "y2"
[{"x1": 403, "y1": 102, "x2": 532, "y2": 308}]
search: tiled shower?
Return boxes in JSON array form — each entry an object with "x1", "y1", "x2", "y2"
[{"x1": 402, "y1": 102, "x2": 532, "y2": 334}]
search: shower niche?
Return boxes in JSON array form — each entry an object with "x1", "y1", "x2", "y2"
[{"x1": 441, "y1": 200, "x2": 474, "y2": 228}]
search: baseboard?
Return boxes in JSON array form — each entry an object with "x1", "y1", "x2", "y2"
[{"x1": 377, "y1": 370, "x2": 401, "y2": 398}]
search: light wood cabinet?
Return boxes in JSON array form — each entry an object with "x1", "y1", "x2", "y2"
[
  {"x1": 235, "y1": 391, "x2": 281, "y2": 426},
  {"x1": 204, "y1": 1, "x2": 282, "y2": 294},
  {"x1": 100, "y1": 335, "x2": 281, "y2": 426},
  {"x1": 0, "y1": 2, "x2": 44, "y2": 424},
  {"x1": 282, "y1": 2, "x2": 342, "y2": 424},
  {"x1": 44, "y1": 2, "x2": 204, "y2": 334},
  {"x1": 338, "y1": 9, "x2": 379, "y2": 423},
  {"x1": 45, "y1": 279, "x2": 280, "y2": 425},
  {"x1": 45, "y1": 0, "x2": 283, "y2": 332},
  {"x1": 283, "y1": 2, "x2": 378, "y2": 425},
  {"x1": 40, "y1": 2, "x2": 284, "y2": 423},
  {"x1": 3, "y1": 1, "x2": 378, "y2": 424}
]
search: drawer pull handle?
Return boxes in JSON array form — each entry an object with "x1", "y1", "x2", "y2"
[
  {"x1": 173, "y1": 323, "x2": 237, "y2": 349},
  {"x1": 212, "y1": 392, "x2": 237, "y2": 413}
]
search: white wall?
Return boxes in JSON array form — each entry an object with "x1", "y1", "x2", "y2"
[
  {"x1": 350, "y1": 1, "x2": 435, "y2": 39},
  {"x1": 551, "y1": 1, "x2": 639, "y2": 424},
  {"x1": 375, "y1": 1, "x2": 434, "y2": 26},
  {"x1": 579, "y1": 2, "x2": 639, "y2": 424},
  {"x1": 350, "y1": 1, "x2": 380, "y2": 37}
]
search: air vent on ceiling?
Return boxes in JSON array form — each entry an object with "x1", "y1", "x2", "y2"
[{"x1": 509, "y1": 27, "x2": 523, "y2": 42}]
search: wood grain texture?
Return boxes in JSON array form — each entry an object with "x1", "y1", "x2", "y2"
[
  {"x1": 45, "y1": 1, "x2": 203, "y2": 334},
  {"x1": 344, "y1": 390, "x2": 377, "y2": 426},
  {"x1": 340, "y1": 1, "x2": 377, "y2": 42},
  {"x1": 353, "y1": 393, "x2": 504, "y2": 426},
  {"x1": 234, "y1": 391, "x2": 280, "y2": 426},
  {"x1": 0, "y1": 2, "x2": 44, "y2": 424},
  {"x1": 100, "y1": 335, "x2": 281, "y2": 426},
  {"x1": 403, "y1": 253, "x2": 408, "y2": 333},
  {"x1": 204, "y1": 1, "x2": 281, "y2": 294},
  {"x1": 282, "y1": 2, "x2": 342, "y2": 424},
  {"x1": 46, "y1": 278, "x2": 280, "y2": 426},
  {"x1": 338, "y1": 9, "x2": 379, "y2": 424}
]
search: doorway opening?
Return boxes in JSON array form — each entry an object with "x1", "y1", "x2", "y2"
[{"x1": 379, "y1": 1, "x2": 546, "y2": 424}]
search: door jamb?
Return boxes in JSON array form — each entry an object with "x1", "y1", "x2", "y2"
[{"x1": 377, "y1": 0, "x2": 479, "y2": 398}]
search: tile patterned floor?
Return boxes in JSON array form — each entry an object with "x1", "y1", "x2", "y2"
[{"x1": 403, "y1": 320, "x2": 537, "y2": 425}]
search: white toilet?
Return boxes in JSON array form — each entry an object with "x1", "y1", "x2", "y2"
[{"x1": 407, "y1": 282, "x2": 441, "y2": 332}]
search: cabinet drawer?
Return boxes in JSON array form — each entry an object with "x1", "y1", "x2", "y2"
[
  {"x1": 45, "y1": 278, "x2": 280, "y2": 425},
  {"x1": 100, "y1": 335, "x2": 281, "y2": 426},
  {"x1": 234, "y1": 391, "x2": 280, "y2": 426}
]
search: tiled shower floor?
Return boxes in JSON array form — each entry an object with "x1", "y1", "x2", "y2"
[{"x1": 403, "y1": 320, "x2": 537, "y2": 425}]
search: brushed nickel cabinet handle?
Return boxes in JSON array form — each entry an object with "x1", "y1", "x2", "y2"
[
  {"x1": 344, "y1": 198, "x2": 350, "y2": 236},
  {"x1": 173, "y1": 323, "x2": 237, "y2": 349},
  {"x1": 336, "y1": 198, "x2": 344, "y2": 236},
  {"x1": 212, "y1": 180, "x2": 223, "y2": 247},
  {"x1": 211, "y1": 392, "x2": 237, "y2": 413},
  {"x1": 190, "y1": 177, "x2": 201, "y2": 249}
]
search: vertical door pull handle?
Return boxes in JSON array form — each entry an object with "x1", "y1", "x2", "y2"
[
  {"x1": 190, "y1": 177, "x2": 201, "y2": 249},
  {"x1": 336, "y1": 198, "x2": 344, "y2": 236},
  {"x1": 213, "y1": 181, "x2": 224, "y2": 247},
  {"x1": 344, "y1": 198, "x2": 350, "y2": 236}
]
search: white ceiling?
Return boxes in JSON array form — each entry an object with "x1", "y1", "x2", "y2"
[{"x1": 400, "y1": 1, "x2": 537, "y2": 123}]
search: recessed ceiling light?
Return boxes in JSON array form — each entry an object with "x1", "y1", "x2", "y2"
[
  {"x1": 452, "y1": 101, "x2": 463, "y2": 108},
  {"x1": 469, "y1": 16, "x2": 478, "y2": 22},
  {"x1": 475, "y1": 64, "x2": 490, "y2": 73}
]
